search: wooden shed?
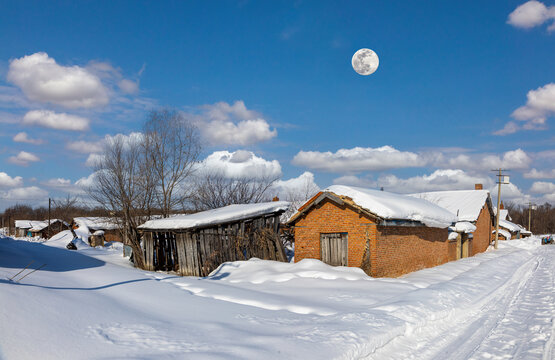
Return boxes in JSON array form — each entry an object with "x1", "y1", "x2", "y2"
[{"x1": 138, "y1": 201, "x2": 290, "y2": 276}]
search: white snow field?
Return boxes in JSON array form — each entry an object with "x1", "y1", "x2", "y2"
[{"x1": 1, "y1": 231, "x2": 553, "y2": 360}]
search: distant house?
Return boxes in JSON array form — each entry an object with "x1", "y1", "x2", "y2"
[
  {"x1": 493, "y1": 228, "x2": 511, "y2": 241},
  {"x1": 288, "y1": 185, "x2": 457, "y2": 278},
  {"x1": 29, "y1": 219, "x2": 69, "y2": 238},
  {"x1": 15, "y1": 220, "x2": 43, "y2": 237},
  {"x1": 72, "y1": 217, "x2": 123, "y2": 243},
  {"x1": 138, "y1": 201, "x2": 290, "y2": 276},
  {"x1": 15, "y1": 219, "x2": 68, "y2": 238},
  {"x1": 410, "y1": 185, "x2": 494, "y2": 259}
]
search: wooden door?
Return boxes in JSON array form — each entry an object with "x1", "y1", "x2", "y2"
[
  {"x1": 462, "y1": 234, "x2": 469, "y2": 258},
  {"x1": 320, "y1": 233, "x2": 348, "y2": 266},
  {"x1": 456, "y1": 234, "x2": 462, "y2": 260}
]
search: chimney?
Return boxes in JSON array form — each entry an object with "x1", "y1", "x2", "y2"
[
  {"x1": 475, "y1": 184, "x2": 483, "y2": 190},
  {"x1": 500, "y1": 201, "x2": 504, "y2": 210},
  {"x1": 272, "y1": 196, "x2": 279, "y2": 202}
]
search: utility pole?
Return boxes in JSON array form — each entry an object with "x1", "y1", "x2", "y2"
[
  {"x1": 48, "y1": 198, "x2": 51, "y2": 239},
  {"x1": 528, "y1": 202, "x2": 536, "y2": 233},
  {"x1": 492, "y1": 169, "x2": 510, "y2": 249}
]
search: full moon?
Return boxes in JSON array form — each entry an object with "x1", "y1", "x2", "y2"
[{"x1": 352, "y1": 48, "x2": 379, "y2": 76}]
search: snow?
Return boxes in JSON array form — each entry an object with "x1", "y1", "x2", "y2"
[
  {"x1": 74, "y1": 217, "x2": 119, "y2": 230},
  {"x1": 450, "y1": 221, "x2": 477, "y2": 233},
  {"x1": 14, "y1": 220, "x2": 43, "y2": 229},
  {"x1": 494, "y1": 228, "x2": 512, "y2": 240},
  {"x1": 410, "y1": 190, "x2": 490, "y2": 222},
  {"x1": 325, "y1": 185, "x2": 457, "y2": 228},
  {"x1": 139, "y1": 201, "x2": 290, "y2": 230},
  {"x1": 499, "y1": 218, "x2": 522, "y2": 233},
  {"x1": 1, "y1": 233, "x2": 553, "y2": 359}
]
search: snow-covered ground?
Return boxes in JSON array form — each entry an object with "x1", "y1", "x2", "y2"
[{"x1": 0, "y1": 231, "x2": 553, "y2": 359}]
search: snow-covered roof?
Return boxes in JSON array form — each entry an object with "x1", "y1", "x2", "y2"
[
  {"x1": 493, "y1": 229, "x2": 511, "y2": 240},
  {"x1": 29, "y1": 219, "x2": 67, "y2": 232},
  {"x1": 409, "y1": 190, "x2": 490, "y2": 223},
  {"x1": 516, "y1": 224, "x2": 532, "y2": 235},
  {"x1": 15, "y1": 219, "x2": 66, "y2": 231},
  {"x1": 320, "y1": 185, "x2": 457, "y2": 228},
  {"x1": 15, "y1": 220, "x2": 42, "y2": 229},
  {"x1": 74, "y1": 217, "x2": 119, "y2": 230},
  {"x1": 449, "y1": 221, "x2": 477, "y2": 234},
  {"x1": 139, "y1": 201, "x2": 290, "y2": 230},
  {"x1": 499, "y1": 219, "x2": 521, "y2": 233}
]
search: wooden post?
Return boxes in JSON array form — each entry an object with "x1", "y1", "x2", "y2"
[{"x1": 143, "y1": 232, "x2": 154, "y2": 271}]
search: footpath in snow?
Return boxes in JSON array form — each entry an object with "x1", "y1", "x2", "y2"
[{"x1": 0, "y1": 231, "x2": 553, "y2": 359}]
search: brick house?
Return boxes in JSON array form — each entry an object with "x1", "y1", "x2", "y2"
[
  {"x1": 288, "y1": 185, "x2": 457, "y2": 278},
  {"x1": 410, "y1": 185, "x2": 494, "y2": 259}
]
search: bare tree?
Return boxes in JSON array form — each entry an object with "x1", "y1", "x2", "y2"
[
  {"x1": 143, "y1": 109, "x2": 201, "y2": 217},
  {"x1": 191, "y1": 171, "x2": 279, "y2": 210},
  {"x1": 88, "y1": 134, "x2": 152, "y2": 269},
  {"x1": 280, "y1": 177, "x2": 320, "y2": 221}
]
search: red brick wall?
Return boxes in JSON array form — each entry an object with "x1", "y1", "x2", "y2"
[
  {"x1": 294, "y1": 199, "x2": 375, "y2": 269},
  {"x1": 373, "y1": 226, "x2": 449, "y2": 277},
  {"x1": 472, "y1": 205, "x2": 493, "y2": 255},
  {"x1": 294, "y1": 199, "x2": 451, "y2": 277}
]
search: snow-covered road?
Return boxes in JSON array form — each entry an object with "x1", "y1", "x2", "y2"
[{"x1": 0, "y1": 233, "x2": 553, "y2": 359}]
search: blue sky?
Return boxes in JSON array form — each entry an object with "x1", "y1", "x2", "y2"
[{"x1": 1, "y1": 0, "x2": 554, "y2": 210}]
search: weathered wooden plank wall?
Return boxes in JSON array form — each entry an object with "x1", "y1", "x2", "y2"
[{"x1": 142, "y1": 213, "x2": 287, "y2": 276}]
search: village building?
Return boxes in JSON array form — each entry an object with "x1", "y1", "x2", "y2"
[
  {"x1": 410, "y1": 185, "x2": 494, "y2": 259},
  {"x1": 15, "y1": 219, "x2": 69, "y2": 238},
  {"x1": 72, "y1": 217, "x2": 123, "y2": 243},
  {"x1": 288, "y1": 185, "x2": 457, "y2": 278},
  {"x1": 138, "y1": 201, "x2": 290, "y2": 276}
]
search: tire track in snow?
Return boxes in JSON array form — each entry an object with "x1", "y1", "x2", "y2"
[{"x1": 468, "y1": 246, "x2": 555, "y2": 360}]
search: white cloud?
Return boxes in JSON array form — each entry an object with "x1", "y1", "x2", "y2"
[
  {"x1": 42, "y1": 178, "x2": 86, "y2": 195},
  {"x1": 85, "y1": 153, "x2": 105, "y2": 167},
  {"x1": 376, "y1": 169, "x2": 493, "y2": 194},
  {"x1": 118, "y1": 79, "x2": 139, "y2": 94},
  {"x1": 272, "y1": 171, "x2": 320, "y2": 200},
  {"x1": 496, "y1": 83, "x2": 555, "y2": 135},
  {"x1": 190, "y1": 101, "x2": 277, "y2": 146},
  {"x1": 493, "y1": 121, "x2": 519, "y2": 136},
  {"x1": 440, "y1": 149, "x2": 532, "y2": 171},
  {"x1": 75, "y1": 172, "x2": 98, "y2": 189},
  {"x1": 490, "y1": 182, "x2": 530, "y2": 205},
  {"x1": 12, "y1": 132, "x2": 44, "y2": 145},
  {"x1": 1, "y1": 186, "x2": 48, "y2": 201},
  {"x1": 0, "y1": 172, "x2": 23, "y2": 188},
  {"x1": 23, "y1": 110, "x2": 90, "y2": 131},
  {"x1": 292, "y1": 146, "x2": 425, "y2": 173},
  {"x1": 507, "y1": 1, "x2": 555, "y2": 30},
  {"x1": 66, "y1": 140, "x2": 103, "y2": 154},
  {"x1": 199, "y1": 150, "x2": 282, "y2": 179},
  {"x1": 8, "y1": 151, "x2": 40, "y2": 166},
  {"x1": 7, "y1": 52, "x2": 109, "y2": 108},
  {"x1": 530, "y1": 181, "x2": 555, "y2": 194},
  {"x1": 523, "y1": 168, "x2": 555, "y2": 179},
  {"x1": 333, "y1": 175, "x2": 376, "y2": 188}
]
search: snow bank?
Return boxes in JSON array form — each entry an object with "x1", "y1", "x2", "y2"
[
  {"x1": 326, "y1": 185, "x2": 457, "y2": 228},
  {"x1": 410, "y1": 190, "x2": 489, "y2": 222},
  {"x1": 208, "y1": 258, "x2": 370, "y2": 284},
  {"x1": 74, "y1": 217, "x2": 119, "y2": 230},
  {"x1": 139, "y1": 201, "x2": 290, "y2": 230}
]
